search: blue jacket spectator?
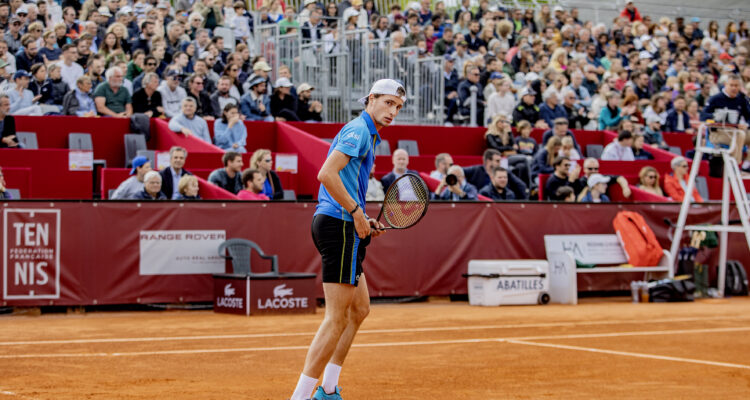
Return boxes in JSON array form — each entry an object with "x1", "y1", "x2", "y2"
[
  {"x1": 664, "y1": 98, "x2": 691, "y2": 132},
  {"x1": 539, "y1": 95, "x2": 568, "y2": 128},
  {"x1": 240, "y1": 76, "x2": 272, "y2": 121},
  {"x1": 213, "y1": 104, "x2": 248, "y2": 152}
]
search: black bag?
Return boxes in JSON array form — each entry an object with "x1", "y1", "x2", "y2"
[
  {"x1": 649, "y1": 279, "x2": 695, "y2": 302},
  {"x1": 708, "y1": 155, "x2": 724, "y2": 178},
  {"x1": 130, "y1": 113, "x2": 151, "y2": 141},
  {"x1": 725, "y1": 260, "x2": 749, "y2": 296}
]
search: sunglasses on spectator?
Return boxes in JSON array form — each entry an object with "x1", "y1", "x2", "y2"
[
  {"x1": 647, "y1": 175, "x2": 657, "y2": 179},
  {"x1": 146, "y1": 62, "x2": 157, "y2": 66},
  {"x1": 194, "y1": 81, "x2": 204, "y2": 85},
  {"x1": 555, "y1": 121, "x2": 568, "y2": 125},
  {"x1": 585, "y1": 167, "x2": 599, "y2": 171},
  {"x1": 264, "y1": 159, "x2": 272, "y2": 163}
]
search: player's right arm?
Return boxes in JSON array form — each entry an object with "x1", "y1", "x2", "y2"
[{"x1": 318, "y1": 150, "x2": 371, "y2": 239}]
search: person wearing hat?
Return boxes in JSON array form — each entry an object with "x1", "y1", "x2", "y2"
[
  {"x1": 270, "y1": 77, "x2": 299, "y2": 121},
  {"x1": 578, "y1": 173, "x2": 611, "y2": 203},
  {"x1": 487, "y1": 72, "x2": 514, "y2": 118},
  {"x1": 246, "y1": 60, "x2": 273, "y2": 93},
  {"x1": 5, "y1": 15, "x2": 23, "y2": 54},
  {"x1": 290, "y1": 79, "x2": 405, "y2": 400},
  {"x1": 512, "y1": 87, "x2": 542, "y2": 127},
  {"x1": 111, "y1": 156, "x2": 153, "y2": 200},
  {"x1": 8, "y1": 70, "x2": 42, "y2": 116},
  {"x1": 296, "y1": 0, "x2": 317, "y2": 26},
  {"x1": 619, "y1": 1, "x2": 642, "y2": 23},
  {"x1": 343, "y1": 0, "x2": 368, "y2": 29},
  {"x1": 158, "y1": 68, "x2": 188, "y2": 118},
  {"x1": 239, "y1": 75, "x2": 272, "y2": 121},
  {"x1": 296, "y1": 83, "x2": 322, "y2": 122}
]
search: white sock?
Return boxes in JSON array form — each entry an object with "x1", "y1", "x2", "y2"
[
  {"x1": 321, "y1": 363, "x2": 342, "y2": 394},
  {"x1": 291, "y1": 373, "x2": 318, "y2": 400}
]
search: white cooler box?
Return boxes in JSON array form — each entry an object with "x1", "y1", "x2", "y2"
[{"x1": 465, "y1": 260, "x2": 550, "y2": 306}]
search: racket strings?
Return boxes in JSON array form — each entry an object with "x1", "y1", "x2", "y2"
[{"x1": 383, "y1": 175, "x2": 429, "y2": 229}]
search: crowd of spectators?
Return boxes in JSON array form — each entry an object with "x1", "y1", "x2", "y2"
[{"x1": 0, "y1": 0, "x2": 749, "y2": 203}]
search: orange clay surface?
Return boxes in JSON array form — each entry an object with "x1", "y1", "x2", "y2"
[{"x1": 1, "y1": 297, "x2": 750, "y2": 399}]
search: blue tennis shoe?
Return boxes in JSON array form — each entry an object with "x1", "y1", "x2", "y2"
[{"x1": 311, "y1": 386, "x2": 343, "y2": 400}]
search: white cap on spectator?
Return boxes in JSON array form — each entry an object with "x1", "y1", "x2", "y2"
[
  {"x1": 343, "y1": 8, "x2": 360, "y2": 20},
  {"x1": 525, "y1": 72, "x2": 539, "y2": 82},
  {"x1": 120, "y1": 5, "x2": 133, "y2": 14},
  {"x1": 639, "y1": 50, "x2": 653, "y2": 59},
  {"x1": 275, "y1": 77, "x2": 294, "y2": 88},
  {"x1": 297, "y1": 83, "x2": 314, "y2": 93},
  {"x1": 358, "y1": 79, "x2": 406, "y2": 105},
  {"x1": 587, "y1": 174, "x2": 610, "y2": 188},
  {"x1": 16, "y1": 4, "x2": 29, "y2": 14},
  {"x1": 98, "y1": 6, "x2": 112, "y2": 17},
  {"x1": 553, "y1": 5, "x2": 564, "y2": 12},
  {"x1": 157, "y1": 2, "x2": 169, "y2": 9},
  {"x1": 304, "y1": 0, "x2": 316, "y2": 5}
]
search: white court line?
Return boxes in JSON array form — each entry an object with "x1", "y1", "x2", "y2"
[
  {"x1": 1, "y1": 315, "x2": 747, "y2": 346},
  {"x1": 507, "y1": 339, "x2": 750, "y2": 370},
  {"x1": 1, "y1": 326, "x2": 749, "y2": 360}
]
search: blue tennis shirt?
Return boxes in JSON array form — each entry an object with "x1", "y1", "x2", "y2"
[{"x1": 315, "y1": 112, "x2": 381, "y2": 221}]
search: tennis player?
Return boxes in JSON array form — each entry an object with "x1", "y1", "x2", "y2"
[{"x1": 290, "y1": 79, "x2": 406, "y2": 400}]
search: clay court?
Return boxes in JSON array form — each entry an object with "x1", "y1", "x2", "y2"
[{"x1": 1, "y1": 297, "x2": 750, "y2": 399}]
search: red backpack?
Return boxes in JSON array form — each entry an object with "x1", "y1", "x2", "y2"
[{"x1": 613, "y1": 211, "x2": 663, "y2": 266}]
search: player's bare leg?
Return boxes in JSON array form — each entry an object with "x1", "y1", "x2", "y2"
[{"x1": 328, "y1": 274, "x2": 370, "y2": 366}]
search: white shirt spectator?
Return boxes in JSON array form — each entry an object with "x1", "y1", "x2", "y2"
[
  {"x1": 487, "y1": 91, "x2": 516, "y2": 121},
  {"x1": 601, "y1": 141, "x2": 635, "y2": 161},
  {"x1": 57, "y1": 60, "x2": 84, "y2": 90}
]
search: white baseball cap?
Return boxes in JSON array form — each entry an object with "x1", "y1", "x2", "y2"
[
  {"x1": 587, "y1": 173, "x2": 610, "y2": 188},
  {"x1": 358, "y1": 79, "x2": 406, "y2": 105},
  {"x1": 275, "y1": 77, "x2": 294, "y2": 88}
]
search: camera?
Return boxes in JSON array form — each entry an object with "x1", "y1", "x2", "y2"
[{"x1": 445, "y1": 174, "x2": 458, "y2": 186}]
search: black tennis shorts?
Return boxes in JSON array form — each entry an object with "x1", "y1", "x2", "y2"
[{"x1": 311, "y1": 214, "x2": 371, "y2": 287}]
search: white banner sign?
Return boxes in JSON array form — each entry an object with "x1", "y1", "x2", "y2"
[
  {"x1": 156, "y1": 152, "x2": 170, "y2": 170},
  {"x1": 68, "y1": 151, "x2": 93, "y2": 171},
  {"x1": 544, "y1": 234, "x2": 627, "y2": 265},
  {"x1": 139, "y1": 230, "x2": 226, "y2": 275},
  {"x1": 275, "y1": 153, "x2": 298, "y2": 173}
]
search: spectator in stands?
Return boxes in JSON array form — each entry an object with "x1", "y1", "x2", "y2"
[
  {"x1": 430, "y1": 152, "x2": 453, "y2": 181},
  {"x1": 111, "y1": 156, "x2": 152, "y2": 200},
  {"x1": 601, "y1": 130, "x2": 636, "y2": 161},
  {"x1": 561, "y1": 88, "x2": 589, "y2": 130},
  {"x1": 93, "y1": 66, "x2": 132, "y2": 117},
  {"x1": 15, "y1": 35, "x2": 42, "y2": 72},
  {"x1": 664, "y1": 156, "x2": 703, "y2": 202},
  {"x1": 210, "y1": 75, "x2": 240, "y2": 119},
  {"x1": 485, "y1": 114, "x2": 516, "y2": 155},
  {"x1": 366, "y1": 163, "x2": 385, "y2": 201},
  {"x1": 700, "y1": 74, "x2": 750, "y2": 164},
  {"x1": 301, "y1": 7, "x2": 324, "y2": 43},
  {"x1": 539, "y1": 89, "x2": 568, "y2": 128},
  {"x1": 132, "y1": 72, "x2": 165, "y2": 118},
  {"x1": 168, "y1": 97, "x2": 212, "y2": 144},
  {"x1": 186, "y1": 73, "x2": 214, "y2": 119},
  {"x1": 4, "y1": 16, "x2": 22, "y2": 55},
  {"x1": 160, "y1": 146, "x2": 192, "y2": 199},
  {"x1": 240, "y1": 75, "x2": 273, "y2": 121},
  {"x1": 250, "y1": 148, "x2": 283, "y2": 200},
  {"x1": 632, "y1": 134, "x2": 654, "y2": 160},
  {"x1": 479, "y1": 166, "x2": 515, "y2": 201},
  {"x1": 270, "y1": 77, "x2": 299, "y2": 121},
  {"x1": 556, "y1": 186, "x2": 576, "y2": 202},
  {"x1": 436, "y1": 165, "x2": 478, "y2": 201},
  {"x1": 577, "y1": 173, "x2": 611, "y2": 203},
  {"x1": 559, "y1": 136, "x2": 581, "y2": 162},
  {"x1": 544, "y1": 156, "x2": 579, "y2": 201},
  {"x1": 457, "y1": 65, "x2": 485, "y2": 124},
  {"x1": 541, "y1": 117, "x2": 581, "y2": 152},
  {"x1": 175, "y1": 174, "x2": 202, "y2": 200},
  {"x1": 465, "y1": 148, "x2": 528, "y2": 200},
  {"x1": 131, "y1": 55, "x2": 157, "y2": 92},
  {"x1": 8, "y1": 71, "x2": 42, "y2": 115},
  {"x1": 0, "y1": 94, "x2": 18, "y2": 148},
  {"x1": 514, "y1": 120, "x2": 537, "y2": 156},
  {"x1": 598, "y1": 92, "x2": 630, "y2": 130},
  {"x1": 0, "y1": 166, "x2": 11, "y2": 199},
  {"x1": 44, "y1": 64, "x2": 68, "y2": 108},
  {"x1": 62, "y1": 75, "x2": 96, "y2": 116},
  {"x1": 381, "y1": 148, "x2": 418, "y2": 190},
  {"x1": 637, "y1": 166, "x2": 664, "y2": 197},
  {"x1": 296, "y1": 83, "x2": 323, "y2": 122},
  {"x1": 238, "y1": 168, "x2": 270, "y2": 200},
  {"x1": 665, "y1": 96, "x2": 691, "y2": 133},
  {"x1": 532, "y1": 136, "x2": 561, "y2": 178},
  {"x1": 208, "y1": 151, "x2": 243, "y2": 195},
  {"x1": 487, "y1": 77, "x2": 515, "y2": 122},
  {"x1": 193, "y1": 0, "x2": 224, "y2": 30},
  {"x1": 513, "y1": 87, "x2": 543, "y2": 128},
  {"x1": 214, "y1": 103, "x2": 247, "y2": 152},
  {"x1": 643, "y1": 114, "x2": 666, "y2": 148},
  {"x1": 134, "y1": 170, "x2": 167, "y2": 200},
  {"x1": 158, "y1": 68, "x2": 187, "y2": 118}
]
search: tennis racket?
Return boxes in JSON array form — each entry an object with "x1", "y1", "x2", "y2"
[{"x1": 375, "y1": 173, "x2": 430, "y2": 230}]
